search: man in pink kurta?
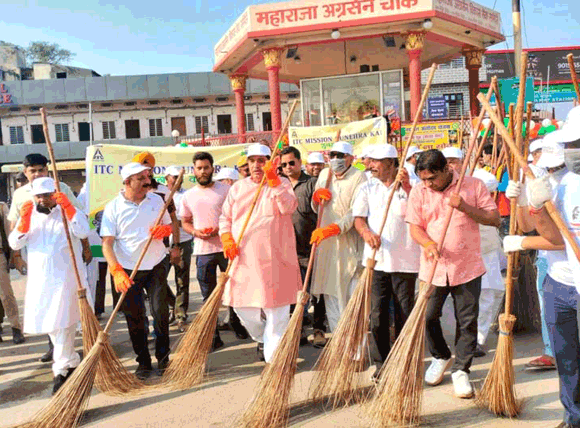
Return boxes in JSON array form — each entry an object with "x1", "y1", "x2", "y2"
[
  {"x1": 405, "y1": 149, "x2": 499, "y2": 399},
  {"x1": 219, "y1": 143, "x2": 301, "y2": 363}
]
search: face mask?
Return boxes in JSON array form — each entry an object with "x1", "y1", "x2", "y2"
[
  {"x1": 330, "y1": 158, "x2": 348, "y2": 175},
  {"x1": 564, "y1": 148, "x2": 580, "y2": 175}
]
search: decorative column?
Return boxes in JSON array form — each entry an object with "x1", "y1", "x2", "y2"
[
  {"x1": 463, "y1": 47, "x2": 485, "y2": 117},
  {"x1": 262, "y1": 47, "x2": 283, "y2": 132},
  {"x1": 403, "y1": 31, "x2": 426, "y2": 121},
  {"x1": 230, "y1": 75, "x2": 247, "y2": 142}
]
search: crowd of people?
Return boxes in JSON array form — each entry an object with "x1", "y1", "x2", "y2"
[{"x1": 1, "y1": 105, "x2": 580, "y2": 427}]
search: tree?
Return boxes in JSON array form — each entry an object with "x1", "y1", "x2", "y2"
[{"x1": 25, "y1": 41, "x2": 75, "y2": 65}]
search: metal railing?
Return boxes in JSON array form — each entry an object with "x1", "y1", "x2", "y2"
[{"x1": 177, "y1": 130, "x2": 276, "y2": 147}]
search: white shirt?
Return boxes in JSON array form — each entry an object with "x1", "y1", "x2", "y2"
[
  {"x1": 100, "y1": 191, "x2": 171, "y2": 271},
  {"x1": 352, "y1": 177, "x2": 420, "y2": 273},
  {"x1": 555, "y1": 171, "x2": 580, "y2": 292},
  {"x1": 173, "y1": 190, "x2": 193, "y2": 244},
  {"x1": 404, "y1": 162, "x2": 420, "y2": 186}
]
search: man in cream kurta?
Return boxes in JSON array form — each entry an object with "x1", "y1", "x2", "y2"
[
  {"x1": 310, "y1": 141, "x2": 367, "y2": 332},
  {"x1": 219, "y1": 143, "x2": 301, "y2": 363},
  {"x1": 9, "y1": 177, "x2": 89, "y2": 395}
]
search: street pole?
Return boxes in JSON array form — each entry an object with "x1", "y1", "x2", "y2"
[{"x1": 512, "y1": 0, "x2": 522, "y2": 76}]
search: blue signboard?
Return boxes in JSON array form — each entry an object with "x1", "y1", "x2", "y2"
[{"x1": 427, "y1": 96, "x2": 448, "y2": 119}]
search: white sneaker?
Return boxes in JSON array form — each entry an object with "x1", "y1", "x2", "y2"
[
  {"x1": 425, "y1": 358, "x2": 452, "y2": 386},
  {"x1": 451, "y1": 370, "x2": 474, "y2": 398}
]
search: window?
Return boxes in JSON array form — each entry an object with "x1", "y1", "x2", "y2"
[
  {"x1": 444, "y1": 93, "x2": 464, "y2": 118},
  {"x1": 9, "y1": 126, "x2": 24, "y2": 144},
  {"x1": 450, "y1": 57, "x2": 465, "y2": 68},
  {"x1": 195, "y1": 116, "x2": 209, "y2": 135},
  {"x1": 56, "y1": 72, "x2": 67, "y2": 79},
  {"x1": 125, "y1": 119, "x2": 140, "y2": 139},
  {"x1": 31, "y1": 125, "x2": 45, "y2": 144},
  {"x1": 55, "y1": 123, "x2": 70, "y2": 142},
  {"x1": 149, "y1": 118, "x2": 163, "y2": 137},
  {"x1": 102, "y1": 121, "x2": 116, "y2": 139},
  {"x1": 246, "y1": 113, "x2": 255, "y2": 132}
]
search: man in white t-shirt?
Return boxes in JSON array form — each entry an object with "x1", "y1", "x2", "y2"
[
  {"x1": 520, "y1": 123, "x2": 580, "y2": 428},
  {"x1": 353, "y1": 144, "x2": 420, "y2": 382},
  {"x1": 100, "y1": 162, "x2": 173, "y2": 380}
]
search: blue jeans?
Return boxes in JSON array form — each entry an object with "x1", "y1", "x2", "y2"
[
  {"x1": 544, "y1": 274, "x2": 580, "y2": 427},
  {"x1": 537, "y1": 256, "x2": 554, "y2": 357},
  {"x1": 196, "y1": 252, "x2": 228, "y2": 302}
]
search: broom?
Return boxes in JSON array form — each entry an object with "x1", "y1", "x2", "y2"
[
  {"x1": 476, "y1": 52, "x2": 528, "y2": 417},
  {"x1": 469, "y1": 77, "x2": 499, "y2": 175},
  {"x1": 10, "y1": 169, "x2": 184, "y2": 428},
  {"x1": 40, "y1": 108, "x2": 102, "y2": 356},
  {"x1": 367, "y1": 83, "x2": 495, "y2": 428},
  {"x1": 308, "y1": 63, "x2": 438, "y2": 410},
  {"x1": 238, "y1": 130, "x2": 340, "y2": 428},
  {"x1": 162, "y1": 99, "x2": 299, "y2": 391}
]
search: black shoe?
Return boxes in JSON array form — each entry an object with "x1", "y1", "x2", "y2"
[
  {"x1": 135, "y1": 363, "x2": 153, "y2": 380},
  {"x1": 231, "y1": 321, "x2": 249, "y2": 340},
  {"x1": 299, "y1": 328, "x2": 308, "y2": 347},
  {"x1": 156, "y1": 359, "x2": 169, "y2": 376},
  {"x1": 474, "y1": 344, "x2": 486, "y2": 358},
  {"x1": 12, "y1": 328, "x2": 25, "y2": 344},
  {"x1": 52, "y1": 374, "x2": 67, "y2": 395},
  {"x1": 211, "y1": 336, "x2": 224, "y2": 352},
  {"x1": 40, "y1": 349, "x2": 53, "y2": 363},
  {"x1": 257, "y1": 343, "x2": 265, "y2": 362},
  {"x1": 371, "y1": 367, "x2": 381, "y2": 385},
  {"x1": 65, "y1": 367, "x2": 76, "y2": 380}
]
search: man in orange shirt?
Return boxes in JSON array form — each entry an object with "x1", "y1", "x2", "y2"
[{"x1": 406, "y1": 149, "x2": 500, "y2": 399}]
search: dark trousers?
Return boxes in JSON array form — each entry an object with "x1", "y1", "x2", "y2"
[
  {"x1": 120, "y1": 260, "x2": 170, "y2": 366},
  {"x1": 370, "y1": 271, "x2": 417, "y2": 366},
  {"x1": 544, "y1": 274, "x2": 580, "y2": 427},
  {"x1": 197, "y1": 252, "x2": 228, "y2": 339},
  {"x1": 298, "y1": 264, "x2": 327, "y2": 331},
  {"x1": 95, "y1": 262, "x2": 108, "y2": 315},
  {"x1": 166, "y1": 240, "x2": 193, "y2": 320},
  {"x1": 426, "y1": 276, "x2": 482, "y2": 373}
]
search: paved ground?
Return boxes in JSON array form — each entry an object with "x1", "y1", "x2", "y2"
[{"x1": 0, "y1": 267, "x2": 563, "y2": 427}]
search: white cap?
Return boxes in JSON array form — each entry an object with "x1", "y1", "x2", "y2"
[
  {"x1": 246, "y1": 143, "x2": 271, "y2": 158},
  {"x1": 31, "y1": 177, "x2": 56, "y2": 195},
  {"x1": 472, "y1": 168, "x2": 498, "y2": 192},
  {"x1": 215, "y1": 167, "x2": 239, "y2": 181},
  {"x1": 360, "y1": 146, "x2": 375, "y2": 158},
  {"x1": 406, "y1": 146, "x2": 422, "y2": 160},
  {"x1": 121, "y1": 162, "x2": 150, "y2": 180},
  {"x1": 165, "y1": 165, "x2": 181, "y2": 177},
  {"x1": 368, "y1": 144, "x2": 398, "y2": 160},
  {"x1": 442, "y1": 147, "x2": 464, "y2": 160},
  {"x1": 330, "y1": 141, "x2": 353, "y2": 155},
  {"x1": 565, "y1": 105, "x2": 580, "y2": 127},
  {"x1": 307, "y1": 152, "x2": 325, "y2": 164},
  {"x1": 529, "y1": 139, "x2": 544, "y2": 153},
  {"x1": 537, "y1": 139, "x2": 565, "y2": 169}
]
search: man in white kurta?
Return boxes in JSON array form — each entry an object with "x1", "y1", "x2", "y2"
[
  {"x1": 310, "y1": 141, "x2": 367, "y2": 332},
  {"x1": 9, "y1": 177, "x2": 89, "y2": 394},
  {"x1": 219, "y1": 143, "x2": 301, "y2": 363},
  {"x1": 353, "y1": 144, "x2": 420, "y2": 379}
]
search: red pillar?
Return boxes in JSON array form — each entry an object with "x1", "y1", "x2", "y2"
[
  {"x1": 404, "y1": 31, "x2": 426, "y2": 121},
  {"x1": 262, "y1": 48, "x2": 283, "y2": 133},
  {"x1": 230, "y1": 75, "x2": 247, "y2": 142},
  {"x1": 463, "y1": 48, "x2": 484, "y2": 118}
]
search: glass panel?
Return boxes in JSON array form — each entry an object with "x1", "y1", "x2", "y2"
[
  {"x1": 322, "y1": 74, "x2": 380, "y2": 125},
  {"x1": 302, "y1": 80, "x2": 322, "y2": 126},
  {"x1": 382, "y1": 70, "x2": 403, "y2": 120}
]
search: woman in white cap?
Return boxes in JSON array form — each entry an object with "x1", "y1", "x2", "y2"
[
  {"x1": 9, "y1": 177, "x2": 90, "y2": 394},
  {"x1": 310, "y1": 140, "x2": 367, "y2": 332},
  {"x1": 219, "y1": 143, "x2": 301, "y2": 363}
]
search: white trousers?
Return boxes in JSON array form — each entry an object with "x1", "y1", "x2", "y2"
[
  {"x1": 477, "y1": 289, "x2": 504, "y2": 346},
  {"x1": 234, "y1": 305, "x2": 290, "y2": 363},
  {"x1": 324, "y1": 268, "x2": 362, "y2": 332},
  {"x1": 48, "y1": 324, "x2": 81, "y2": 377}
]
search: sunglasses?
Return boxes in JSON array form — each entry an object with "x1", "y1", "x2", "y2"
[
  {"x1": 281, "y1": 160, "x2": 296, "y2": 168},
  {"x1": 329, "y1": 152, "x2": 346, "y2": 159}
]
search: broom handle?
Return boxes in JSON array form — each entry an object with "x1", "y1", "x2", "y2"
[
  {"x1": 103, "y1": 170, "x2": 185, "y2": 333},
  {"x1": 40, "y1": 108, "x2": 86, "y2": 295},
  {"x1": 223, "y1": 99, "x2": 299, "y2": 277},
  {"x1": 568, "y1": 53, "x2": 580, "y2": 102},
  {"x1": 478, "y1": 92, "x2": 580, "y2": 263},
  {"x1": 366, "y1": 63, "x2": 438, "y2": 261}
]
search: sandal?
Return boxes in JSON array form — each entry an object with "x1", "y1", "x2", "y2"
[{"x1": 526, "y1": 355, "x2": 556, "y2": 369}]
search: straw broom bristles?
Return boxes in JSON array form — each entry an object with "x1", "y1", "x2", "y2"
[
  {"x1": 162, "y1": 273, "x2": 229, "y2": 390},
  {"x1": 10, "y1": 331, "x2": 106, "y2": 428},
  {"x1": 238, "y1": 291, "x2": 309, "y2": 428},
  {"x1": 366, "y1": 287, "x2": 430, "y2": 427},
  {"x1": 309, "y1": 266, "x2": 372, "y2": 408}
]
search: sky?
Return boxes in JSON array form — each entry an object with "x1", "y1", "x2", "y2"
[{"x1": 1, "y1": 0, "x2": 579, "y2": 77}]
